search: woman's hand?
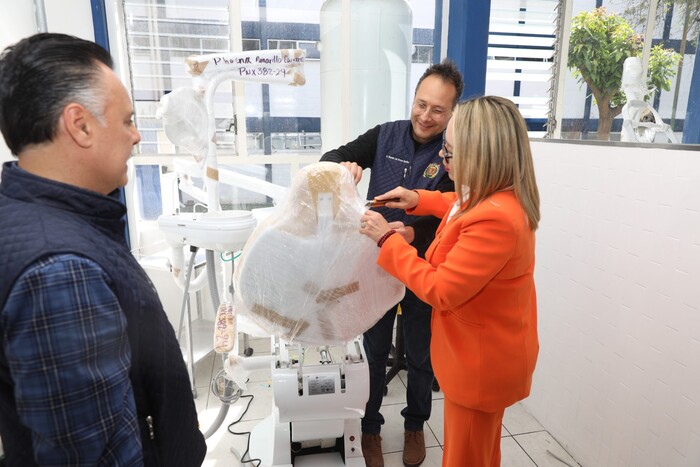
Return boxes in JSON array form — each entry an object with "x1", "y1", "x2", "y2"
[
  {"x1": 340, "y1": 162, "x2": 363, "y2": 184},
  {"x1": 359, "y1": 210, "x2": 392, "y2": 243},
  {"x1": 373, "y1": 187, "x2": 419, "y2": 210}
]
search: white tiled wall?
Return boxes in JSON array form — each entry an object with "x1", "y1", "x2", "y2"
[{"x1": 524, "y1": 140, "x2": 700, "y2": 467}]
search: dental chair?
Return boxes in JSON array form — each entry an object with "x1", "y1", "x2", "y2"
[{"x1": 231, "y1": 162, "x2": 405, "y2": 466}]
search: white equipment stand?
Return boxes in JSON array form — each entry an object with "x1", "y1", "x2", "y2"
[
  {"x1": 158, "y1": 210, "x2": 256, "y2": 394},
  {"x1": 155, "y1": 50, "x2": 371, "y2": 463},
  {"x1": 154, "y1": 48, "x2": 305, "y2": 394},
  {"x1": 245, "y1": 337, "x2": 368, "y2": 467}
]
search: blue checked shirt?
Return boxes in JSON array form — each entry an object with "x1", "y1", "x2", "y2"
[{"x1": 2, "y1": 254, "x2": 143, "y2": 465}]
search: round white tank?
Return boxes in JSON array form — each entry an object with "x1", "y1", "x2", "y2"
[{"x1": 320, "y1": 0, "x2": 413, "y2": 153}]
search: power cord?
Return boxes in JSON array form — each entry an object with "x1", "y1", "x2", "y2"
[{"x1": 227, "y1": 394, "x2": 262, "y2": 467}]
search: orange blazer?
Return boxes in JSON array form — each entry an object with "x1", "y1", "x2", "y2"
[{"x1": 377, "y1": 189, "x2": 538, "y2": 412}]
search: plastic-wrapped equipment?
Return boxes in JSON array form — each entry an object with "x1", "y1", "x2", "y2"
[
  {"x1": 155, "y1": 87, "x2": 209, "y2": 163},
  {"x1": 233, "y1": 162, "x2": 405, "y2": 345}
]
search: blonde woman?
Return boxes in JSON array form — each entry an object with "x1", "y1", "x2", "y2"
[{"x1": 359, "y1": 96, "x2": 540, "y2": 466}]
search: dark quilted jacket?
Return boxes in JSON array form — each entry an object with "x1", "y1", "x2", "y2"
[
  {"x1": 367, "y1": 120, "x2": 447, "y2": 224},
  {"x1": 0, "y1": 162, "x2": 206, "y2": 466}
]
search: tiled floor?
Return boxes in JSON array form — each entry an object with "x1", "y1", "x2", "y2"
[{"x1": 194, "y1": 336, "x2": 580, "y2": 467}]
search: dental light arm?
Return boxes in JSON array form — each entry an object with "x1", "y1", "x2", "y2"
[
  {"x1": 157, "y1": 49, "x2": 305, "y2": 290},
  {"x1": 157, "y1": 48, "x2": 305, "y2": 210},
  {"x1": 172, "y1": 158, "x2": 288, "y2": 206},
  {"x1": 185, "y1": 49, "x2": 305, "y2": 211}
]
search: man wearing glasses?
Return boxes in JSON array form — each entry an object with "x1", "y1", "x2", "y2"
[{"x1": 321, "y1": 59, "x2": 463, "y2": 467}]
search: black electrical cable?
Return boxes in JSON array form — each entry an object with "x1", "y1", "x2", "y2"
[{"x1": 227, "y1": 394, "x2": 262, "y2": 467}]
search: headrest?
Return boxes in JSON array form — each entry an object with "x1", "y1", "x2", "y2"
[{"x1": 233, "y1": 162, "x2": 405, "y2": 345}]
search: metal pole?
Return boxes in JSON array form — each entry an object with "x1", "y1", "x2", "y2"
[
  {"x1": 34, "y1": 0, "x2": 47, "y2": 32},
  {"x1": 551, "y1": 0, "x2": 573, "y2": 139},
  {"x1": 434, "y1": 0, "x2": 450, "y2": 63},
  {"x1": 341, "y1": 0, "x2": 351, "y2": 143},
  {"x1": 229, "y1": 0, "x2": 249, "y2": 157},
  {"x1": 640, "y1": 0, "x2": 659, "y2": 80}
]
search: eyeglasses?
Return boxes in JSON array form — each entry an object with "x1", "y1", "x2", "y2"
[{"x1": 441, "y1": 132, "x2": 453, "y2": 162}]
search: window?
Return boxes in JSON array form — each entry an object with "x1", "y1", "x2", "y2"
[
  {"x1": 267, "y1": 39, "x2": 296, "y2": 50},
  {"x1": 412, "y1": 45, "x2": 433, "y2": 64},
  {"x1": 123, "y1": 0, "x2": 232, "y2": 154},
  {"x1": 242, "y1": 38, "x2": 260, "y2": 50},
  {"x1": 485, "y1": 0, "x2": 558, "y2": 137},
  {"x1": 117, "y1": 0, "x2": 441, "y2": 256},
  {"x1": 267, "y1": 39, "x2": 320, "y2": 60},
  {"x1": 298, "y1": 40, "x2": 321, "y2": 60},
  {"x1": 120, "y1": 0, "x2": 327, "y2": 253},
  {"x1": 551, "y1": 0, "x2": 695, "y2": 144}
]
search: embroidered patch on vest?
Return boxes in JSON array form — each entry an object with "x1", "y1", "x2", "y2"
[{"x1": 423, "y1": 163, "x2": 440, "y2": 179}]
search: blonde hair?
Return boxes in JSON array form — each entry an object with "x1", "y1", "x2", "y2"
[{"x1": 450, "y1": 96, "x2": 540, "y2": 230}]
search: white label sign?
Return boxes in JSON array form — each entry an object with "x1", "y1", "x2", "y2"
[{"x1": 186, "y1": 49, "x2": 306, "y2": 86}]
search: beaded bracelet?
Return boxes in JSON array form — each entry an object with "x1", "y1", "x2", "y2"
[{"x1": 377, "y1": 229, "x2": 397, "y2": 248}]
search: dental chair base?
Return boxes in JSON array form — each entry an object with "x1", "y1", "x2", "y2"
[{"x1": 248, "y1": 337, "x2": 368, "y2": 466}]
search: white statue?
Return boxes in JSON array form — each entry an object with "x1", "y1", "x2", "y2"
[{"x1": 620, "y1": 57, "x2": 678, "y2": 143}]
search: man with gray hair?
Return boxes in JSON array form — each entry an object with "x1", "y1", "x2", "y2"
[{"x1": 0, "y1": 33, "x2": 206, "y2": 466}]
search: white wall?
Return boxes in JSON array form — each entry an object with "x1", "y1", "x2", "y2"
[
  {"x1": 525, "y1": 139, "x2": 700, "y2": 467},
  {"x1": 0, "y1": 0, "x2": 93, "y2": 162}
]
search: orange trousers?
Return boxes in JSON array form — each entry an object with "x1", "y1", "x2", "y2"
[{"x1": 442, "y1": 397, "x2": 505, "y2": 466}]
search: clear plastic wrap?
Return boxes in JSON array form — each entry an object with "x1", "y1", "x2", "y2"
[
  {"x1": 155, "y1": 87, "x2": 209, "y2": 163},
  {"x1": 233, "y1": 162, "x2": 405, "y2": 345}
]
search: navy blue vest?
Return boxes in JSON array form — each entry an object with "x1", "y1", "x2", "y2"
[
  {"x1": 367, "y1": 120, "x2": 446, "y2": 224},
  {"x1": 0, "y1": 163, "x2": 205, "y2": 466}
]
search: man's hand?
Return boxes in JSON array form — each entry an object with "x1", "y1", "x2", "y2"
[
  {"x1": 340, "y1": 162, "x2": 363, "y2": 184},
  {"x1": 388, "y1": 221, "x2": 415, "y2": 244}
]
